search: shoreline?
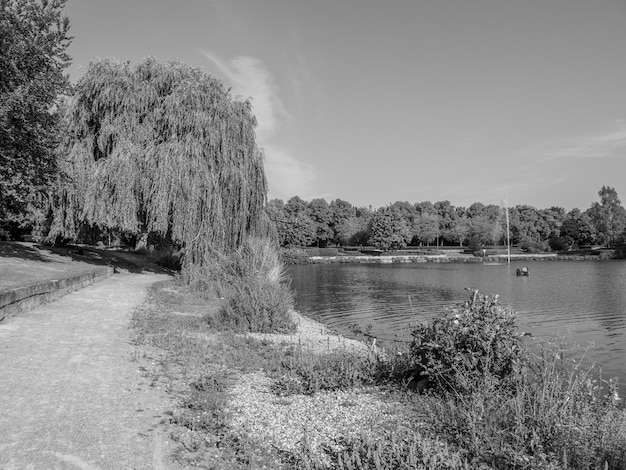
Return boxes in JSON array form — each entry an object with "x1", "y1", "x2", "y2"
[{"x1": 308, "y1": 252, "x2": 608, "y2": 264}]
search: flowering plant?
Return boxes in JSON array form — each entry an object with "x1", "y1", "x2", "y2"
[{"x1": 410, "y1": 289, "x2": 528, "y2": 395}]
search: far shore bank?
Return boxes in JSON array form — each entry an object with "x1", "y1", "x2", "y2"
[{"x1": 307, "y1": 252, "x2": 610, "y2": 264}]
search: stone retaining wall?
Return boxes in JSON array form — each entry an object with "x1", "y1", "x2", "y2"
[
  {"x1": 309, "y1": 253, "x2": 603, "y2": 264},
  {"x1": 0, "y1": 267, "x2": 114, "y2": 320},
  {"x1": 309, "y1": 255, "x2": 481, "y2": 264}
]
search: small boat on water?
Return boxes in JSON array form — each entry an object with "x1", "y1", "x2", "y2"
[{"x1": 516, "y1": 267, "x2": 529, "y2": 276}]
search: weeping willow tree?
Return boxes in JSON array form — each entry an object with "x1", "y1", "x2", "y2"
[{"x1": 50, "y1": 57, "x2": 270, "y2": 269}]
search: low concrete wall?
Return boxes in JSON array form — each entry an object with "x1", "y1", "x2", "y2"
[
  {"x1": 0, "y1": 267, "x2": 114, "y2": 320},
  {"x1": 309, "y1": 252, "x2": 604, "y2": 264},
  {"x1": 309, "y1": 254, "x2": 483, "y2": 264}
]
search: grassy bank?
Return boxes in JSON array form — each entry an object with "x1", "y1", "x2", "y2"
[{"x1": 131, "y1": 279, "x2": 626, "y2": 469}]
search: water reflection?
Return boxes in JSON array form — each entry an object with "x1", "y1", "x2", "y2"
[{"x1": 288, "y1": 261, "x2": 626, "y2": 384}]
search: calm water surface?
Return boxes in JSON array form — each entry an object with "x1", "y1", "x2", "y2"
[{"x1": 288, "y1": 260, "x2": 626, "y2": 384}]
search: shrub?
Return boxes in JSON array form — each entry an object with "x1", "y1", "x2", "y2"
[
  {"x1": 548, "y1": 236, "x2": 568, "y2": 252},
  {"x1": 521, "y1": 239, "x2": 549, "y2": 253},
  {"x1": 280, "y1": 246, "x2": 310, "y2": 264},
  {"x1": 410, "y1": 289, "x2": 527, "y2": 395}
]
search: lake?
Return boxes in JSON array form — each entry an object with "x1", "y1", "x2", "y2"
[{"x1": 287, "y1": 260, "x2": 626, "y2": 385}]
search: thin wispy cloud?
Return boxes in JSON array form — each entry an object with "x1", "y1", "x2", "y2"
[
  {"x1": 201, "y1": 51, "x2": 287, "y2": 138},
  {"x1": 262, "y1": 145, "x2": 318, "y2": 201},
  {"x1": 200, "y1": 50, "x2": 317, "y2": 199},
  {"x1": 538, "y1": 125, "x2": 626, "y2": 161}
]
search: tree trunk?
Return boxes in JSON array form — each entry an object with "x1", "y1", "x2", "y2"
[{"x1": 134, "y1": 232, "x2": 149, "y2": 251}]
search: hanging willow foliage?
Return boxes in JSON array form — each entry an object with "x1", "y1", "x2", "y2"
[{"x1": 50, "y1": 57, "x2": 270, "y2": 269}]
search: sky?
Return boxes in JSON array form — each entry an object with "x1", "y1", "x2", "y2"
[{"x1": 64, "y1": 0, "x2": 626, "y2": 211}]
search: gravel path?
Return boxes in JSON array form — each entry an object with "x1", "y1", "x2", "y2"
[{"x1": 0, "y1": 272, "x2": 184, "y2": 470}]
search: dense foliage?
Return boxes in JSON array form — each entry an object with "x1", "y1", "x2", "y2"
[
  {"x1": 410, "y1": 289, "x2": 527, "y2": 395},
  {"x1": 50, "y1": 58, "x2": 270, "y2": 269},
  {"x1": 0, "y1": 0, "x2": 71, "y2": 237},
  {"x1": 367, "y1": 206, "x2": 411, "y2": 251},
  {"x1": 269, "y1": 186, "x2": 626, "y2": 251}
]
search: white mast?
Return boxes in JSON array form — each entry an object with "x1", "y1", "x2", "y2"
[{"x1": 505, "y1": 196, "x2": 510, "y2": 264}]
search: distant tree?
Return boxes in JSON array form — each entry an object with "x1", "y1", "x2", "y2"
[
  {"x1": 330, "y1": 198, "x2": 355, "y2": 222},
  {"x1": 434, "y1": 200, "x2": 458, "y2": 244},
  {"x1": 0, "y1": 0, "x2": 72, "y2": 237},
  {"x1": 467, "y1": 215, "x2": 497, "y2": 247},
  {"x1": 559, "y1": 217, "x2": 579, "y2": 250},
  {"x1": 509, "y1": 205, "x2": 547, "y2": 246},
  {"x1": 390, "y1": 201, "x2": 418, "y2": 226},
  {"x1": 485, "y1": 204, "x2": 505, "y2": 244},
  {"x1": 284, "y1": 195, "x2": 308, "y2": 215},
  {"x1": 329, "y1": 198, "x2": 356, "y2": 245},
  {"x1": 446, "y1": 216, "x2": 469, "y2": 247},
  {"x1": 575, "y1": 211, "x2": 597, "y2": 247},
  {"x1": 466, "y1": 202, "x2": 486, "y2": 219},
  {"x1": 351, "y1": 206, "x2": 373, "y2": 245},
  {"x1": 308, "y1": 198, "x2": 333, "y2": 247},
  {"x1": 412, "y1": 212, "x2": 440, "y2": 246},
  {"x1": 586, "y1": 186, "x2": 626, "y2": 247},
  {"x1": 282, "y1": 196, "x2": 316, "y2": 247},
  {"x1": 332, "y1": 216, "x2": 364, "y2": 245},
  {"x1": 50, "y1": 58, "x2": 268, "y2": 268},
  {"x1": 368, "y1": 206, "x2": 411, "y2": 251},
  {"x1": 414, "y1": 200, "x2": 436, "y2": 216},
  {"x1": 559, "y1": 208, "x2": 596, "y2": 248},
  {"x1": 540, "y1": 206, "x2": 566, "y2": 240}
]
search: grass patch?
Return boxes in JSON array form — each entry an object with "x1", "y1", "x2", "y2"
[{"x1": 271, "y1": 349, "x2": 376, "y2": 396}]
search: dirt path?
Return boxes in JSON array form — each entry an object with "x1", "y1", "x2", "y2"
[{"x1": 0, "y1": 272, "x2": 186, "y2": 470}]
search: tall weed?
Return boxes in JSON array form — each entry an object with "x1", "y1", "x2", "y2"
[
  {"x1": 184, "y1": 236, "x2": 296, "y2": 333},
  {"x1": 213, "y1": 277, "x2": 295, "y2": 333},
  {"x1": 283, "y1": 428, "x2": 470, "y2": 470},
  {"x1": 272, "y1": 348, "x2": 375, "y2": 396},
  {"x1": 226, "y1": 236, "x2": 289, "y2": 284},
  {"x1": 420, "y1": 340, "x2": 626, "y2": 469}
]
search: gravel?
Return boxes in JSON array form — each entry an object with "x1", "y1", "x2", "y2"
[{"x1": 227, "y1": 311, "x2": 414, "y2": 462}]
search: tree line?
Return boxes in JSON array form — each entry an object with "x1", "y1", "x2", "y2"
[{"x1": 267, "y1": 186, "x2": 626, "y2": 252}]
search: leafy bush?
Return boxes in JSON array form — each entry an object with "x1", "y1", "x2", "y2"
[
  {"x1": 410, "y1": 289, "x2": 527, "y2": 395},
  {"x1": 521, "y1": 239, "x2": 549, "y2": 253},
  {"x1": 280, "y1": 246, "x2": 310, "y2": 264}
]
